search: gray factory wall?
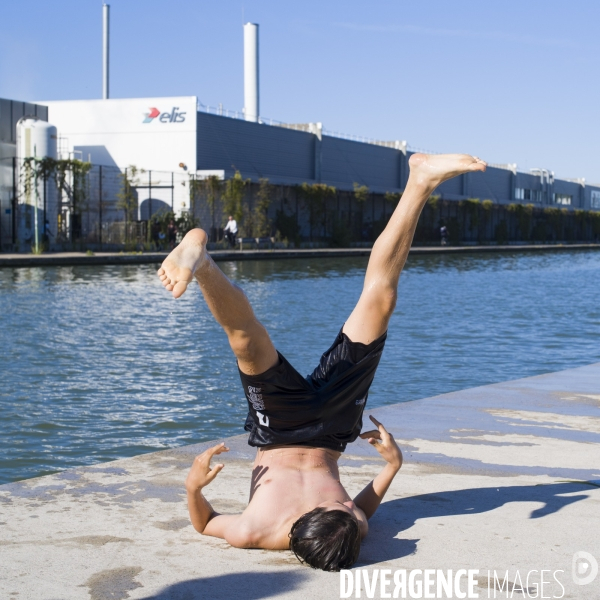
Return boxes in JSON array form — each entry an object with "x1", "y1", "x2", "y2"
[
  {"x1": 552, "y1": 179, "x2": 589, "y2": 208},
  {"x1": 430, "y1": 166, "x2": 513, "y2": 202},
  {"x1": 585, "y1": 186, "x2": 600, "y2": 210},
  {"x1": 320, "y1": 135, "x2": 401, "y2": 190},
  {"x1": 195, "y1": 112, "x2": 600, "y2": 211},
  {"x1": 516, "y1": 172, "x2": 541, "y2": 191},
  {"x1": 468, "y1": 166, "x2": 512, "y2": 201},
  {"x1": 197, "y1": 112, "x2": 315, "y2": 182}
]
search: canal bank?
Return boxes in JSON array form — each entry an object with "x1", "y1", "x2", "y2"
[
  {"x1": 1, "y1": 363, "x2": 598, "y2": 599},
  {"x1": 1, "y1": 242, "x2": 600, "y2": 268}
]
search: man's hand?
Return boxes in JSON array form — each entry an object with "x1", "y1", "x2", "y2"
[
  {"x1": 354, "y1": 416, "x2": 403, "y2": 521},
  {"x1": 359, "y1": 415, "x2": 403, "y2": 471},
  {"x1": 185, "y1": 442, "x2": 229, "y2": 492}
]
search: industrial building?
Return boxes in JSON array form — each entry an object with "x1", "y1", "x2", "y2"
[
  {"x1": 2, "y1": 92, "x2": 600, "y2": 251},
  {"x1": 32, "y1": 94, "x2": 600, "y2": 209}
]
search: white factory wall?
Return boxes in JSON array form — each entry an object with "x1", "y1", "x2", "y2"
[
  {"x1": 39, "y1": 96, "x2": 197, "y2": 171},
  {"x1": 39, "y1": 96, "x2": 198, "y2": 217}
]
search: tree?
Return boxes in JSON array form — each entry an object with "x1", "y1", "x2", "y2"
[
  {"x1": 117, "y1": 165, "x2": 145, "y2": 223},
  {"x1": 508, "y1": 203, "x2": 534, "y2": 241},
  {"x1": 353, "y1": 183, "x2": 369, "y2": 205},
  {"x1": 202, "y1": 175, "x2": 223, "y2": 241},
  {"x1": 481, "y1": 200, "x2": 493, "y2": 243},
  {"x1": 461, "y1": 198, "x2": 481, "y2": 241},
  {"x1": 300, "y1": 182, "x2": 336, "y2": 241},
  {"x1": 353, "y1": 183, "x2": 370, "y2": 239},
  {"x1": 222, "y1": 170, "x2": 249, "y2": 231},
  {"x1": 20, "y1": 156, "x2": 92, "y2": 250},
  {"x1": 384, "y1": 191, "x2": 402, "y2": 220},
  {"x1": 252, "y1": 178, "x2": 274, "y2": 238}
]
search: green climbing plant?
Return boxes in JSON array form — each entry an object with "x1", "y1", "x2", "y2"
[
  {"x1": 117, "y1": 165, "x2": 145, "y2": 223},
  {"x1": 300, "y1": 182, "x2": 336, "y2": 241},
  {"x1": 223, "y1": 170, "x2": 249, "y2": 229},
  {"x1": 251, "y1": 178, "x2": 274, "y2": 238},
  {"x1": 461, "y1": 198, "x2": 480, "y2": 238},
  {"x1": 190, "y1": 175, "x2": 222, "y2": 241},
  {"x1": 20, "y1": 156, "x2": 93, "y2": 250},
  {"x1": 508, "y1": 203, "x2": 534, "y2": 241}
]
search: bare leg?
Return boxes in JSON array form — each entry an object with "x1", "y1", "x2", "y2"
[
  {"x1": 157, "y1": 229, "x2": 278, "y2": 375},
  {"x1": 343, "y1": 153, "x2": 487, "y2": 344}
]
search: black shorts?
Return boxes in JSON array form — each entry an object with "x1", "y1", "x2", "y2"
[{"x1": 240, "y1": 328, "x2": 387, "y2": 452}]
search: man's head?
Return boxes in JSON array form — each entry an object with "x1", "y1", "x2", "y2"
[
  {"x1": 228, "y1": 215, "x2": 233, "y2": 220},
  {"x1": 289, "y1": 504, "x2": 363, "y2": 571}
]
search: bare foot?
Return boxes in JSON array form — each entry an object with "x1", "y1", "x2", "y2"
[
  {"x1": 408, "y1": 153, "x2": 487, "y2": 189},
  {"x1": 157, "y1": 228, "x2": 208, "y2": 298}
]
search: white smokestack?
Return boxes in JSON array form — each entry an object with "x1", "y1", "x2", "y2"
[
  {"x1": 103, "y1": 4, "x2": 110, "y2": 99},
  {"x1": 243, "y1": 23, "x2": 259, "y2": 122}
]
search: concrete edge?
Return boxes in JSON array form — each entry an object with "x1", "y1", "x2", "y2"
[{"x1": 1, "y1": 243, "x2": 599, "y2": 268}]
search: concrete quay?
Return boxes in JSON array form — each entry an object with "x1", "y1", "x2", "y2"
[
  {"x1": 1, "y1": 364, "x2": 599, "y2": 599},
  {"x1": 1, "y1": 243, "x2": 599, "y2": 268}
]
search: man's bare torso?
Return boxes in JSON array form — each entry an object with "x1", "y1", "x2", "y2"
[{"x1": 234, "y1": 446, "x2": 356, "y2": 549}]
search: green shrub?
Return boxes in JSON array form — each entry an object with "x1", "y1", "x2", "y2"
[
  {"x1": 495, "y1": 220, "x2": 508, "y2": 244},
  {"x1": 275, "y1": 210, "x2": 301, "y2": 247},
  {"x1": 448, "y1": 217, "x2": 461, "y2": 245},
  {"x1": 330, "y1": 216, "x2": 352, "y2": 247}
]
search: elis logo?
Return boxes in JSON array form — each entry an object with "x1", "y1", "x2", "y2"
[{"x1": 143, "y1": 107, "x2": 186, "y2": 123}]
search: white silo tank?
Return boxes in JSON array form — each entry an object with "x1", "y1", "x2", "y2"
[
  {"x1": 16, "y1": 117, "x2": 59, "y2": 251},
  {"x1": 17, "y1": 117, "x2": 58, "y2": 161}
]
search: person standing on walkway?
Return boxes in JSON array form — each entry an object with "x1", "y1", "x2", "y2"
[
  {"x1": 440, "y1": 223, "x2": 449, "y2": 246},
  {"x1": 224, "y1": 215, "x2": 238, "y2": 248},
  {"x1": 157, "y1": 153, "x2": 487, "y2": 571},
  {"x1": 167, "y1": 220, "x2": 178, "y2": 250}
]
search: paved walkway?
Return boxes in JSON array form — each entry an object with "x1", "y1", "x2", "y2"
[
  {"x1": 1, "y1": 243, "x2": 599, "y2": 268},
  {"x1": 1, "y1": 364, "x2": 599, "y2": 599}
]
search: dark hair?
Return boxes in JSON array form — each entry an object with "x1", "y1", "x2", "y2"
[{"x1": 289, "y1": 507, "x2": 361, "y2": 572}]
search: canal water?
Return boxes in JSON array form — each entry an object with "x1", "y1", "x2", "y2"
[{"x1": 1, "y1": 250, "x2": 599, "y2": 484}]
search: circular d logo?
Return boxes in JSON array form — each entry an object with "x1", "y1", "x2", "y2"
[{"x1": 572, "y1": 551, "x2": 598, "y2": 586}]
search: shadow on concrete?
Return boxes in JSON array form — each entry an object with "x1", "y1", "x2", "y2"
[
  {"x1": 141, "y1": 570, "x2": 308, "y2": 600},
  {"x1": 359, "y1": 481, "x2": 597, "y2": 565}
]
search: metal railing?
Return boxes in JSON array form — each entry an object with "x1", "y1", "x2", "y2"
[{"x1": 197, "y1": 101, "x2": 408, "y2": 151}]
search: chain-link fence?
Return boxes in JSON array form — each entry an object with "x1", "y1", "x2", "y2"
[{"x1": 1, "y1": 161, "x2": 192, "y2": 251}]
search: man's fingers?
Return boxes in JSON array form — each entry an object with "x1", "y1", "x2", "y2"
[
  {"x1": 206, "y1": 463, "x2": 224, "y2": 483},
  {"x1": 359, "y1": 429, "x2": 381, "y2": 440},
  {"x1": 208, "y1": 442, "x2": 229, "y2": 456},
  {"x1": 369, "y1": 415, "x2": 391, "y2": 437},
  {"x1": 368, "y1": 438, "x2": 384, "y2": 451}
]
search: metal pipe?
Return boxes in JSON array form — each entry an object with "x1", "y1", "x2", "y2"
[
  {"x1": 103, "y1": 4, "x2": 110, "y2": 99},
  {"x1": 148, "y1": 171, "x2": 152, "y2": 222},
  {"x1": 99, "y1": 165, "x2": 103, "y2": 249},
  {"x1": 243, "y1": 23, "x2": 259, "y2": 122},
  {"x1": 12, "y1": 156, "x2": 16, "y2": 246}
]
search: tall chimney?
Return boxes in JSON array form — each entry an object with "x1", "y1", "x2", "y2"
[
  {"x1": 243, "y1": 23, "x2": 259, "y2": 122},
  {"x1": 103, "y1": 4, "x2": 110, "y2": 99}
]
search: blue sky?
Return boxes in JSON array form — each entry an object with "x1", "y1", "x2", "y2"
[{"x1": 1, "y1": 0, "x2": 599, "y2": 182}]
